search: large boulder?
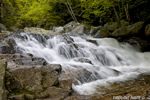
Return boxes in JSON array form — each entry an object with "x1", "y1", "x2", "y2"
[
  {"x1": 145, "y1": 24, "x2": 150, "y2": 36},
  {"x1": 36, "y1": 87, "x2": 71, "y2": 99},
  {"x1": 95, "y1": 20, "x2": 129, "y2": 38},
  {"x1": 71, "y1": 24, "x2": 90, "y2": 34},
  {"x1": 7, "y1": 64, "x2": 61, "y2": 93},
  {"x1": 112, "y1": 21, "x2": 144, "y2": 37},
  {"x1": 53, "y1": 27, "x2": 64, "y2": 33},
  {"x1": 123, "y1": 37, "x2": 150, "y2": 51},
  {"x1": 89, "y1": 26, "x2": 102, "y2": 36},
  {"x1": 24, "y1": 27, "x2": 58, "y2": 34},
  {"x1": 0, "y1": 39, "x2": 16, "y2": 54},
  {"x1": 0, "y1": 23, "x2": 7, "y2": 32},
  {"x1": 0, "y1": 54, "x2": 47, "y2": 70},
  {"x1": 0, "y1": 31, "x2": 12, "y2": 41},
  {"x1": 64, "y1": 21, "x2": 80, "y2": 33},
  {"x1": 0, "y1": 61, "x2": 7, "y2": 100},
  {"x1": 97, "y1": 24, "x2": 112, "y2": 38}
]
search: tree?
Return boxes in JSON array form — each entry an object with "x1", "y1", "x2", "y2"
[
  {"x1": 0, "y1": 0, "x2": 3, "y2": 20},
  {"x1": 66, "y1": 0, "x2": 78, "y2": 22}
]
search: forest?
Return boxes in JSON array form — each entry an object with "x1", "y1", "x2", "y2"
[{"x1": 0, "y1": 0, "x2": 150, "y2": 30}]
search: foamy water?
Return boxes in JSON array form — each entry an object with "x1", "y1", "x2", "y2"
[{"x1": 9, "y1": 32, "x2": 150, "y2": 95}]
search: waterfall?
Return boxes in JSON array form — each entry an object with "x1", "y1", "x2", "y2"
[{"x1": 8, "y1": 32, "x2": 150, "y2": 95}]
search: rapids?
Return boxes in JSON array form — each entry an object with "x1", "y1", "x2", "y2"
[{"x1": 8, "y1": 32, "x2": 150, "y2": 95}]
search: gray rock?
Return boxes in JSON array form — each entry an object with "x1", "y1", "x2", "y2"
[
  {"x1": 127, "y1": 21, "x2": 144, "y2": 35},
  {"x1": 74, "y1": 58, "x2": 92, "y2": 64},
  {"x1": 35, "y1": 96, "x2": 65, "y2": 100},
  {"x1": 0, "y1": 54, "x2": 47, "y2": 69},
  {"x1": 124, "y1": 37, "x2": 150, "y2": 51},
  {"x1": 95, "y1": 20, "x2": 129, "y2": 38},
  {"x1": 0, "y1": 32, "x2": 12, "y2": 41},
  {"x1": 111, "y1": 27, "x2": 127, "y2": 37},
  {"x1": 0, "y1": 23, "x2": 7, "y2": 31},
  {"x1": 8, "y1": 64, "x2": 61, "y2": 93},
  {"x1": 25, "y1": 94, "x2": 34, "y2": 100},
  {"x1": 90, "y1": 26, "x2": 102, "y2": 36},
  {"x1": 145, "y1": 24, "x2": 150, "y2": 36},
  {"x1": 98, "y1": 24, "x2": 112, "y2": 38},
  {"x1": 53, "y1": 27, "x2": 64, "y2": 33},
  {"x1": 112, "y1": 21, "x2": 144, "y2": 37},
  {"x1": 8, "y1": 94, "x2": 25, "y2": 100},
  {"x1": 24, "y1": 27, "x2": 58, "y2": 34},
  {"x1": 71, "y1": 24, "x2": 90, "y2": 34},
  {"x1": 58, "y1": 74, "x2": 72, "y2": 90},
  {"x1": 5, "y1": 71, "x2": 23, "y2": 92},
  {"x1": 36, "y1": 87, "x2": 71, "y2": 99},
  {"x1": 64, "y1": 21, "x2": 80, "y2": 33},
  {"x1": 0, "y1": 61, "x2": 7, "y2": 100},
  {"x1": 0, "y1": 39, "x2": 16, "y2": 54}
]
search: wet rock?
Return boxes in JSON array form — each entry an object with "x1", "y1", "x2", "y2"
[
  {"x1": 8, "y1": 64, "x2": 61, "y2": 93},
  {"x1": 96, "y1": 74, "x2": 150, "y2": 99},
  {"x1": 35, "y1": 95, "x2": 65, "y2": 100},
  {"x1": 97, "y1": 24, "x2": 112, "y2": 38},
  {"x1": 24, "y1": 27, "x2": 58, "y2": 34},
  {"x1": 0, "y1": 23, "x2": 7, "y2": 31},
  {"x1": 5, "y1": 71, "x2": 23, "y2": 92},
  {"x1": 0, "y1": 31, "x2": 12, "y2": 41},
  {"x1": 36, "y1": 87, "x2": 71, "y2": 99},
  {"x1": 53, "y1": 26, "x2": 64, "y2": 33},
  {"x1": 64, "y1": 21, "x2": 80, "y2": 33},
  {"x1": 90, "y1": 26, "x2": 102, "y2": 36},
  {"x1": 111, "y1": 27, "x2": 127, "y2": 37},
  {"x1": 124, "y1": 37, "x2": 150, "y2": 51},
  {"x1": 8, "y1": 94, "x2": 25, "y2": 100},
  {"x1": 25, "y1": 94, "x2": 35, "y2": 100},
  {"x1": 0, "y1": 54, "x2": 47, "y2": 69},
  {"x1": 71, "y1": 24, "x2": 90, "y2": 34},
  {"x1": 59, "y1": 73, "x2": 79, "y2": 85},
  {"x1": 87, "y1": 39, "x2": 98, "y2": 45},
  {"x1": 112, "y1": 21, "x2": 144, "y2": 37},
  {"x1": 0, "y1": 39, "x2": 16, "y2": 54},
  {"x1": 145, "y1": 24, "x2": 150, "y2": 36},
  {"x1": 0, "y1": 61, "x2": 7, "y2": 100},
  {"x1": 95, "y1": 20, "x2": 129, "y2": 38},
  {"x1": 64, "y1": 96, "x2": 79, "y2": 100},
  {"x1": 74, "y1": 58, "x2": 92, "y2": 64},
  {"x1": 127, "y1": 21, "x2": 144, "y2": 35},
  {"x1": 64, "y1": 95, "x2": 96, "y2": 100},
  {"x1": 58, "y1": 74, "x2": 73, "y2": 90}
]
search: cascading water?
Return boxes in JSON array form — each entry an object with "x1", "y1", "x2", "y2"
[{"x1": 8, "y1": 32, "x2": 150, "y2": 95}]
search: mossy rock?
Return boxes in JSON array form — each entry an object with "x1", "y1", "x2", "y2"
[
  {"x1": 0, "y1": 61, "x2": 7, "y2": 100},
  {"x1": 145, "y1": 24, "x2": 150, "y2": 36}
]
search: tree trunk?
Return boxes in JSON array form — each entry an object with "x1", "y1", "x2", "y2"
[
  {"x1": 66, "y1": 3, "x2": 76, "y2": 22},
  {"x1": 112, "y1": 5, "x2": 121, "y2": 28},
  {"x1": 66, "y1": 0, "x2": 78, "y2": 22},
  {"x1": 125, "y1": 3, "x2": 131, "y2": 24},
  {"x1": 0, "y1": 0, "x2": 3, "y2": 19}
]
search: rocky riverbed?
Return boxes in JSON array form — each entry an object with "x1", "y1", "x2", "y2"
[{"x1": 1, "y1": 21, "x2": 150, "y2": 100}]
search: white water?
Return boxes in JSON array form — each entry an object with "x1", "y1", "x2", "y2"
[{"x1": 11, "y1": 32, "x2": 150, "y2": 95}]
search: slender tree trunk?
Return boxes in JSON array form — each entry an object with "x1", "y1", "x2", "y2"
[
  {"x1": 0, "y1": 0, "x2": 3, "y2": 19},
  {"x1": 66, "y1": 0, "x2": 78, "y2": 22},
  {"x1": 112, "y1": 5, "x2": 121, "y2": 28},
  {"x1": 66, "y1": 3, "x2": 76, "y2": 22},
  {"x1": 125, "y1": 3, "x2": 131, "y2": 24}
]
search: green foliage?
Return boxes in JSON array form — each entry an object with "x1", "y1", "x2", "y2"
[
  {"x1": 1, "y1": 0, "x2": 150, "y2": 30},
  {"x1": 2, "y1": 0, "x2": 63, "y2": 30}
]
